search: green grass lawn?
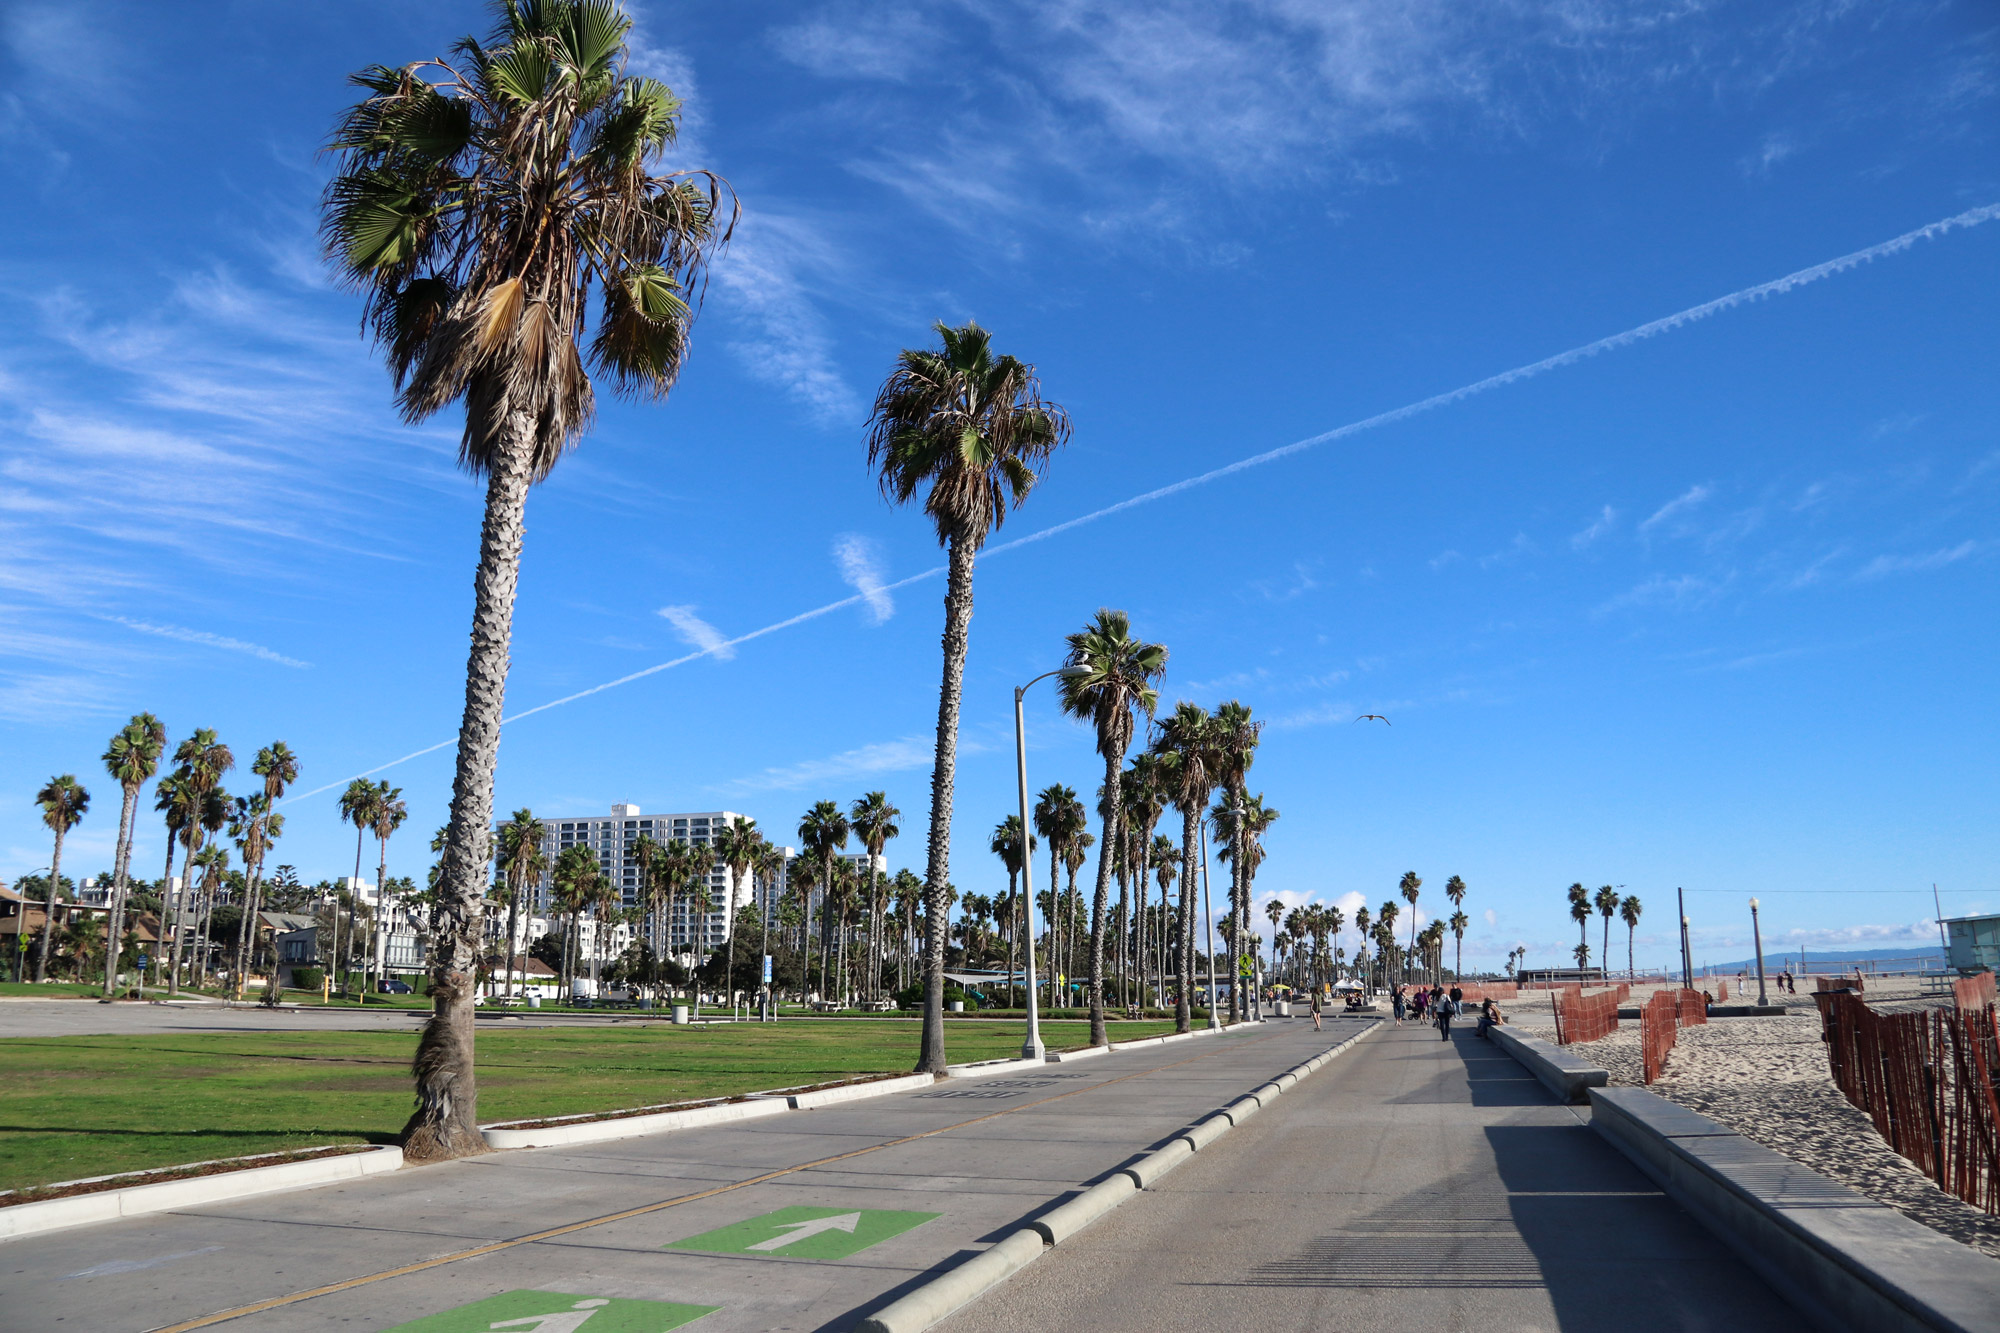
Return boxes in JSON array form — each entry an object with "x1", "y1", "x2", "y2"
[
  {"x1": 0, "y1": 1017, "x2": 1174, "y2": 1192},
  {"x1": 0, "y1": 982, "x2": 114, "y2": 999}
]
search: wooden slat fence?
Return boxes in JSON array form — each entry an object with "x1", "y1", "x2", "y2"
[
  {"x1": 1814, "y1": 989, "x2": 2000, "y2": 1215},
  {"x1": 1551, "y1": 988, "x2": 1621, "y2": 1045}
]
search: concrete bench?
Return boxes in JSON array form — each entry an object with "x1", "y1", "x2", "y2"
[
  {"x1": 1489, "y1": 1024, "x2": 1608, "y2": 1103},
  {"x1": 1590, "y1": 1087, "x2": 2000, "y2": 1332}
]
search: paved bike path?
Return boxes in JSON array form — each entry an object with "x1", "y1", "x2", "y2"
[
  {"x1": 2, "y1": 1017, "x2": 1371, "y2": 1333},
  {"x1": 941, "y1": 1020, "x2": 1797, "y2": 1331}
]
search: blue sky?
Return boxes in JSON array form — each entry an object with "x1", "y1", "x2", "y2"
[{"x1": 1, "y1": 0, "x2": 1994, "y2": 972}]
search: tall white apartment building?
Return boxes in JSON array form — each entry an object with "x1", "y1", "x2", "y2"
[{"x1": 508, "y1": 805, "x2": 795, "y2": 955}]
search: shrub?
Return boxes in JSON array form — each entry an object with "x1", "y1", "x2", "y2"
[{"x1": 291, "y1": 967, "x2": 325, "y2": 990}]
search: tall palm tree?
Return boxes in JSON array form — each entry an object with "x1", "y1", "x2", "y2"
[
  {"x1": 1208, "y1": 701, "x2": 1260, "y2": 1021},
  {"x1": 713, "y1": 816, "x2": 762, "y2": 1009},
  {"x1": 1121, "y1": 755, "x2": 1165, "y2": 1005},
  {"x1": 797, "y1": 801, "x2": 849, "y2": 1000},
  {"x1": 228, "y1": 795, "x2": 286, "y2": 995},
  {"x1": 1031, "y1": 784, "x2": 1087, "y2": 1009},
  {"x1": 1566, "y1": 883, "x2": 1591, "y2": 972},
  {"x1": 229, "y1": 742, "x2": 299, "y2": 996},
  {"x1": 988, "y1": 815, "x2": 1031, "y2": 1003},
  {"x1": 167, "y1": 730, "x2": 233, "y2": 995},
  {"x1": 752, "y1": 841, "x2": 786, "y2": 1012},
  {"x1": 32, "y1": 776, "x2": 89, "y2": 983},
  {"x1": 100, "y1": 715, "x2": 166, "y2": 996},
  {"x1": 337, "y1": 779, "x2": 381, "y2": 999},
  {"x1": 151, "y1": 773, "x2": 194, "y2": 991},
  {"x1": 1150, "y1": 833, "x2": 1178, "y2": 1009},
  {"x1": 867, "y1": 319, "x2": 1070, "y2": 1071},
  {"x1": 371, "y1": 784, "x2": 409, "y2": 992},
  {"x1": 892, "y1": 868, "x2": 923, "y2": 995},
  {"x1": 1152, "y1": 703, "x2": 1219, "y2": 1033},
  {"x1": 496, "y1": 810, "x2": 548, "y2": 1000},
  {"x1": 1353, "y1": 904, "x2": 1372, "y2": 994},
  {"x1": 681, "y1": 866, "x2": 716, "y2": 1013},
  {"x1": 326, "y1": 0, "x2": 735, "y2": 1160},
  {"x1": 1449, "y1": 910, "x2": 1470, "y2": 981},
  {"x1": 1621, "y1": 895, "x2": 1643, "y2": 981},
  {"x1": 188, "y1": 844, "x2": 233, "y2": 985},
  {"x1": 1398, "y1": 872, "x2": 1422, "y2": 985},
  {"x1": 550, "y1": 843, "x2": 599, "y2": 999},
  {"x1": 1057, "y1": 608, "x2": 1166, "y2": 1044},
  {"x1": 847, "y1": 793, "x2": 900, "y2": 1004},
  {"x1": 1594, "y1": 885, "x2": 1620, "y2": 981}
]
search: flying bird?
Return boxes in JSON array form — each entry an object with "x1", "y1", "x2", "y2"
[{"x1": 1354, "y1": 714, "x2": 1390, "y2": 725}]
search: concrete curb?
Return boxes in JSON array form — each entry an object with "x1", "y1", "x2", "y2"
[
  {"x1": 852, "y1": 1018, "x2": 1384, "y2": 1332},
  {"x1": 1043, "y1": 1044, "x2": 1111, "y2": 1063},
  {"x1": 788, "y1": 1073, "x2": 938, "y2": 1110},
  {"x1": 0, "y1": 1145, "x2": 401, "y2": 1242},
  {"x1": 943, "y1": 1056, "x2": 1047, "y2": 1080},
  {"x1": 1025, "y1": 1175, "x2": 1136, "y2": 1245},
  {"x1": 854, "y1": 1229, "x2": 1045, "y2": 1333},
  {"x1": 480, "y1": 1096, "x2": 790, "y2": 1149},
  {"x1": 1589, "y1": 1087, "x2": 2000, "y2": 1333},
  {"x1": 1490, "y1": 1024, "x2": 1609, "y2": 1103}
]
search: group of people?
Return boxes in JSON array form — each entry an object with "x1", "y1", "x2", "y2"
[
  {"x1": 1738, "y1": 968, "x2": 1800, "y2": 995},
  {"x1": 1383, "y1": 982, "x2": 1511, "y2": 1042}
]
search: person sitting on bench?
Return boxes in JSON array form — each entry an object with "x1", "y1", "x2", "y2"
[{"x1": 1477, "y1": 997, "x2": 1506, "y2": 1040}]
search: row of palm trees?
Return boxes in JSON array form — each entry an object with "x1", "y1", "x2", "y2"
[
  {"x1": 1567, "y1": 882, "x2": 1644, "y2": 976},
  {"x1": 28, "y1": 717, "x2": 304, "y2": 999}
]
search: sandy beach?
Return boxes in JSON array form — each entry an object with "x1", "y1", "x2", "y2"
[{"x1": 1456, "y1": 981, "x2": 2000, "y2": 1258}]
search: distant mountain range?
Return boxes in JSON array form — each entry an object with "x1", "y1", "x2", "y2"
[{"x1": 1695, "y1": 945, "x2": 1946, "y2": 975}]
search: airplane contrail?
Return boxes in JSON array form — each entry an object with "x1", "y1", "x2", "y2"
[{"x1": 285, "y1": 202, "x2": 1999, "y2": 804}]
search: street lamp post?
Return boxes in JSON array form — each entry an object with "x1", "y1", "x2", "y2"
[
  {"x1": 1012, "y1": 669, "x2": 1067, "y2": 1063},
  {"x1": 1750, "y1": 897, "x2": 1769, "y2": 1006}
]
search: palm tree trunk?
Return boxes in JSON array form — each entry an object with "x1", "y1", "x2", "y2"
[
  {"x1": 155, "y1": 835, "x2": 179, "y2": 992},
  {"x1": 1086, "y1": 754, "x2": 1122, "y2": 1047},
  {"x1": 1175, "y1": 808, "x2": 1199, "y2": 1033},
  {"x1": 35, "y1": 826, "x2": 66, "y2": 983},
  {"x1": 104, "y1": 786, "x2": 138, "y2": 997},
  {"x1": 376, "y1": 838, "x2": 393, "y2": 994},
  {"x1": 402, "y1": 418, "x2": 533, "y2": 1164},
  {"x1": 917, "y1": 535, "x2": 975, "y2": 1074},
  {"x1": 167, "y1": 830, "x2": 196, "y2": 996},
  {"x1": 504, "y1": 871, "x2": 522, "y2": 1001}
]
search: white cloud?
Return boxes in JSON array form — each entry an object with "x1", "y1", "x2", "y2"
[
  {"x1": 1855, "y1": 540, "x2": 1977, "y2": 580},
  {"x1": 718, "y1": 736, "x2": 936, "y2": 793},
  {"x1": 656, "y1": 605, "x2": 735, "y2": 660},
  {"x1": 1570, "y1": 505, "x2": 1616, "y2": 548},
  {"x1": 107, "y1": 617, "x2": 309, "y2": 669},
  {"x1": 1267, "y1": 702, "x2": 1351, "y2": 730},
  {"x1": 1428, "y1": 549, "x2": 1461, "y2": 570},
  {"x1": 1594, "y1": 573, "x2": 1723, "y2": 616},
  {"x1": 834, "y1": 534, "x2": 894, "y2": 623},
  {"x1": 771, "y1": 6, "x2": 942, "y2": 80},
  {"x1": 1639, "y1": 483, "x2": 1712, "y2": 535},
  {"x1": 711, "y1": 214, "x2": 861, "y2": 424}
]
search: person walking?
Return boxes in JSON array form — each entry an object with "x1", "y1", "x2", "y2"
[
  {"x1": 1437, "y1": 988, "x2": 1456, "y2": 1041},
  {"x1": 1391, "y1": 985, "x2": 1406, "y2": 1025},
  {"x1": 1309, "y1": 985, "x2": 1323, "y2": 1032}
]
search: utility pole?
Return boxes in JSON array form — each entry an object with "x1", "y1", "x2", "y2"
[{"x1": 1677, "y1": 886, "x2": 1692, "y2": 991}]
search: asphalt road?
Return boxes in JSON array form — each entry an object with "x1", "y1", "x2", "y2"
[
  {"x1": 941, "y1": 1020, "x2": 1797, "y2": 1332},
  {"x1": 1, "y1": 1017, "x2": 1371, "y2": 1332}
]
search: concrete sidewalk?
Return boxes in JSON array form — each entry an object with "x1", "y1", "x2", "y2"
[
  {"x1": 942, "y1": 1021, "x2": 1800, "y2": 1332},
  {"x1": 1, "y1": 1017, "x2": 1370, "y2": 1332}
]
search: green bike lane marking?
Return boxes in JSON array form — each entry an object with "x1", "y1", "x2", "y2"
[
  {"x1": 380, "y1": 1292, "x2": 714, "y2": 1332},
  {"x1": 666, "y1": 1206, "x2": 939, "y2": 1260}
]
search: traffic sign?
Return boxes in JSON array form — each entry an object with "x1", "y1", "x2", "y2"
[
  {"x1": 380, "y1": 1291, "x2": 716, "y2": 1332},
  {"x1": 666, "y1": 1206, "x2": 939, "y2": 1260}
]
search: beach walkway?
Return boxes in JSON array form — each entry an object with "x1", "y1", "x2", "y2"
[
  {"x1": 1, "y1": 1017, "x2": 1368, "y2": 1332},
  {"x1": 943, "y1": 1019, "x2": 1798, "y2": 1331}
]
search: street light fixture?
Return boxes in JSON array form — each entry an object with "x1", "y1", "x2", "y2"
[
  {"x1": 1749, "y1": 897, "x2": 1769, "y2": 1006},
  {"x1": 1012, "y1": 668, "x2": 1068, "y2": 1062}
]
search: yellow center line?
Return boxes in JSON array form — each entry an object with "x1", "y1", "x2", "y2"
[{"x1": 148, "y1": 1025, "x2": 1311, "y2": 1332}]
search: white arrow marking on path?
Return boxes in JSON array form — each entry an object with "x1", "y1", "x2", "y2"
[{"x1": 747, "y1": 1212, "x2": 863, "y2": 1251}]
